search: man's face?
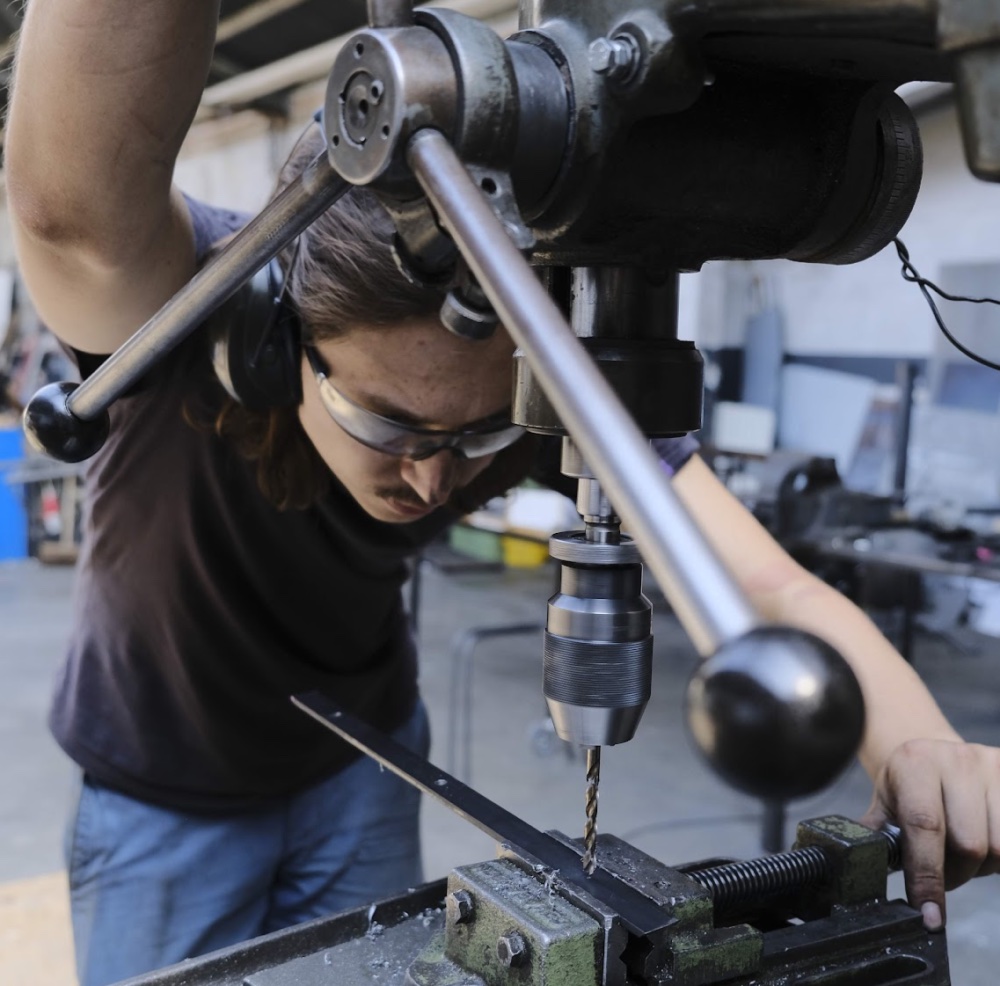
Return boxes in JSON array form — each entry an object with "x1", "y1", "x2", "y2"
[{"x1": 298, "y1": 317, "x2": 517, "y2": 523}]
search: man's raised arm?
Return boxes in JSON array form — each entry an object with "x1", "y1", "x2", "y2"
[{"x1": 5, "y1": 0, "x2": 219, "y2": 353}]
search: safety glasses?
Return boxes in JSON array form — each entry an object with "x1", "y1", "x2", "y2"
[{"x1": 305, "y1": 347, "x2": 525, "y2": 461}]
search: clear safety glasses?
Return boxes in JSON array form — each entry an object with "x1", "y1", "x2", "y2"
[{"x1": 305, "y1": 346, "x2": 525, "y2": 461}]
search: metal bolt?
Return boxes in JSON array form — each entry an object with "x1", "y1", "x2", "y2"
[
  {"x1": 445, "y1": 889, "x2": 475, "y2": 926},
  {"x1": 496, "y1": 931, "x2": 528, "y2": 968},
  {"x1": 588, "y1": 34, "x2": 639, "y2": 83}
]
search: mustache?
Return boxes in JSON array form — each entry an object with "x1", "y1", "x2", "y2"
[{"x1": 374, "y1": 486, "x2": 430, "y2": 507}]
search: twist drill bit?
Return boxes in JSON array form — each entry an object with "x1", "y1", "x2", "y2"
[{"x1": 582, "y1": 745, "x2": 601, "y2": 875}]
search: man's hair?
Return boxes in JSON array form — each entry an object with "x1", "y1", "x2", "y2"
[{"x1": 207, "y1": 125, "x2": 447, "y2": 509}]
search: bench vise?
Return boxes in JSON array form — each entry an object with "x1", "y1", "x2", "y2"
[
  {"x1": 123, "y1": 813, "x2": 948, "y2": 986},
  {"x1": 116, "y1": 695, "x2": 949, "y2": 986}
]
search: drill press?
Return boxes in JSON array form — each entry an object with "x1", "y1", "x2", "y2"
[{"x1": 513, "y1": 266, "x2": 699, "y2": 871}]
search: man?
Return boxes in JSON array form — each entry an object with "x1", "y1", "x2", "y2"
[{"x1": 5, "y1": 3, "x2": 999, "y2": 985}]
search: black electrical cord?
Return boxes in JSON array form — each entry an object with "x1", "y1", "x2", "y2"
[{"x1": 893, "y1": 237, "x2": 1000, "y2": 372}]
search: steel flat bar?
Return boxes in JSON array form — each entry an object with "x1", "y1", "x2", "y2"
[
  {"x1": 406, "y1": 127, "x2": 758, "y2": 656},
  {"x1": 67, "y1": 152, "x2": 349, "y2": 421},
  {"x1": 292, "y1": 691, "x2": 674, "y2": 938}
]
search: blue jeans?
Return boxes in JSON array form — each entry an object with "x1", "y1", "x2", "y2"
[{"x1": 65, "y1": 701, "x2": 429, "y2": 986}]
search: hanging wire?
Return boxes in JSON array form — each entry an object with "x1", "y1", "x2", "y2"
[{"x1": 893, "y1": 238, "x2": 1000, "y2": 372}]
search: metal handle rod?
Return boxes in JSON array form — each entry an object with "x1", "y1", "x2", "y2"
[
  {"x1": 367, "y1": 0, "x2": 413, "y2": 27},
  {"x1": 67, "y1": 152, "x2": 350, "y2": 421},
  {"x1": 406, "y1": 128, "x2": 758, "y2": 655}
]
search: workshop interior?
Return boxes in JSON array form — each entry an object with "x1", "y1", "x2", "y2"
[{"x1": 2, "y1": 0, "x2": 1000, "y2": 983}]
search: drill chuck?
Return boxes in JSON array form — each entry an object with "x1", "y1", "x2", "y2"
[{"x1": 544, "y1": 531, "x2": 653, "y2": 747}]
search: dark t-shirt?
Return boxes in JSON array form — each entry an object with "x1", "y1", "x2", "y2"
[{"x1": 48, "y1": 198, "x2": 699, "y2": 813}]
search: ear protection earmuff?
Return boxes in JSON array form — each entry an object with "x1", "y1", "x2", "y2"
[
  {"x1": 209, "y1": 110, "x2": 324, "y2": 411},
  {"x1": 210, "y1": 255, "x2": 304, "y2": 411}
]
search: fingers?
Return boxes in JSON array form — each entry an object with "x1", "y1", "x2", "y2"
[
  {"x1": 979, "y1": 746, "x2": 1000, "y2": 879},
  {"x1": 880, "y1": 742, "x2": 948, "y2": 926},
  {"x1": 937, "y1": 744, "x2": 992, "y2": 891},
  {"x1": 870, "y1": 739, "x2": 1000, "y2": 932}
]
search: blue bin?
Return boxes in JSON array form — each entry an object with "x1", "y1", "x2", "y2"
[{"x1": 0, "y1": 427, "x2": 27, "y2": 560}]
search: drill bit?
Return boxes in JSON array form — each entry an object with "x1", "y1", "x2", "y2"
[{"x1": 582, "y1": 745, "x2": 600, "y2": 875}]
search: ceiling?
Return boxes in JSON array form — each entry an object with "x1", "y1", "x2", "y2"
[
  {"x1": 0, "y1": 0, "x2": 372, "y2": 128},
  {"x1": 0, "y1": 0, "x2": 517, "y2": 131},
  {"x1": 208, "y1": 0, "x2": 369, "y2": 113}
]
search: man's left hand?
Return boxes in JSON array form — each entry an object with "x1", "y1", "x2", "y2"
[{"x1": 861, "y1": 738, "x2": 1000, "y2": 930}]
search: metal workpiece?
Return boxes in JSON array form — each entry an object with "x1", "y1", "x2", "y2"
[
  {"x1": 406, "y1": 127, "x2": 759, "y2": 656},
  {"x1": 293, "y1": 692, "x2": 677, "y2": 939}
]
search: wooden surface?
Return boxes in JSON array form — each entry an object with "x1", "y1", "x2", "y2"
[{"x1": 0, "y1": 871, "x2": 76, "y2": 985}]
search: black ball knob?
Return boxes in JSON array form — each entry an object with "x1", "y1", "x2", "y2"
[
  {"x1": 23, "y1": 382, "x2": 111, "y2": 463},
  {"x1": 685, "y1": 626, "x2": 865, "y2": 801}
]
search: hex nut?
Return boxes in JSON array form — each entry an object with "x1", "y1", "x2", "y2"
[
  {"x1": 445, "y1": 889, "x2": 475, "y2": 926},
  {"x1": 588, "y1": 34, "x2": 640, "y2": 82},
  {"x1": 588, "y1": 37, "x2": 615, "y2": 73},
  {"x1": 496, "y1": 930, "x2": 528, "y2": 968}
]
